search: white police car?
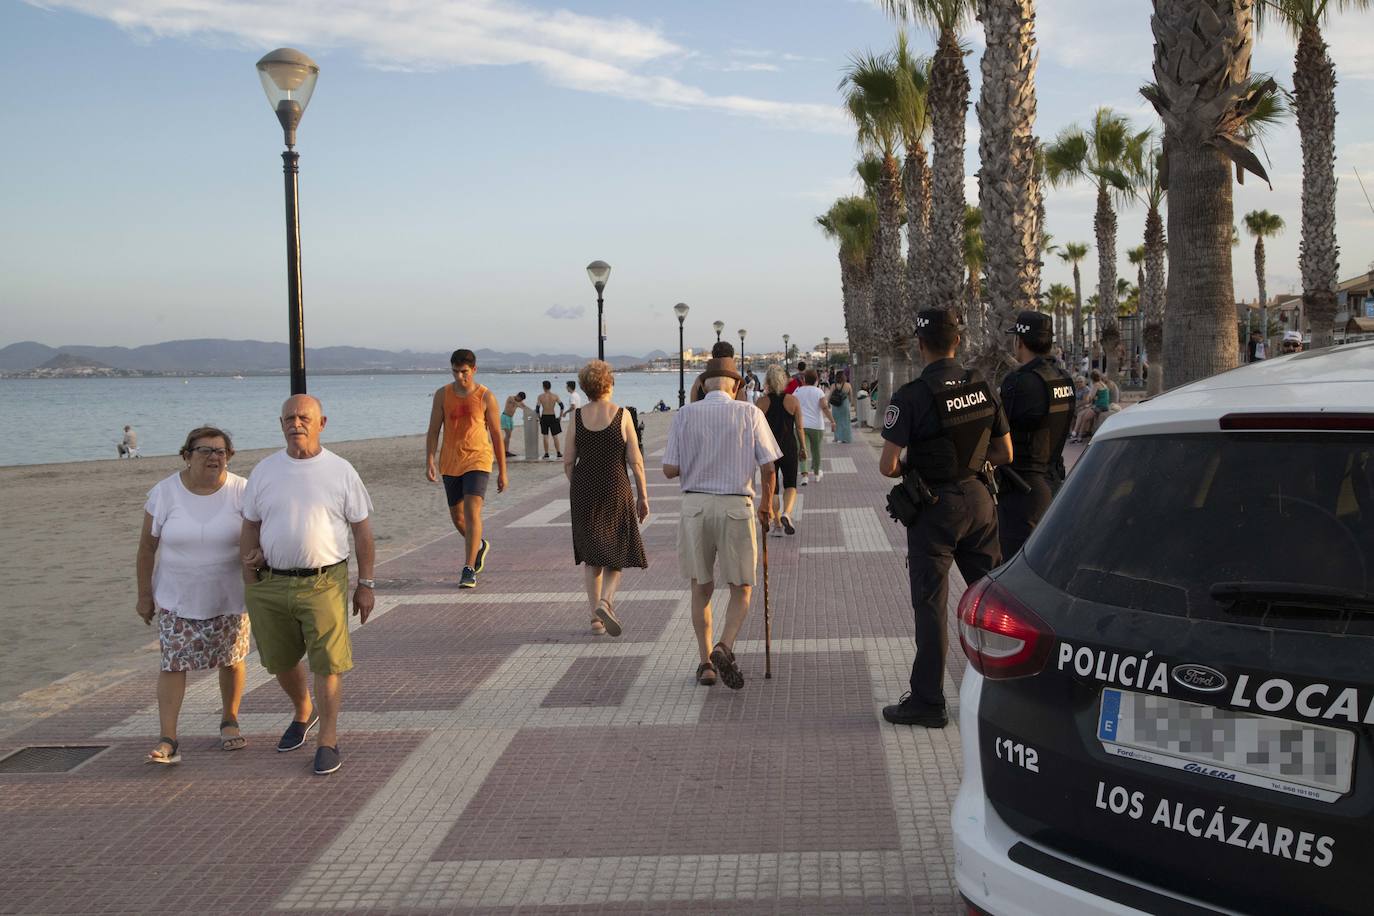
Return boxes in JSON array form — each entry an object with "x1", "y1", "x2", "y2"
[{"x1": 952, "y1": 341, "x2": 1374, "y2": 915}]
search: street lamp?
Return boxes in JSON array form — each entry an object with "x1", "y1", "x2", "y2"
[
  {"x1": 783, "y1": 334, "x2": 790, "y2": 372},
  {"x1": 674, "y1": 303, "x2": 690, "y2": 407},
  {"x1": 256, "y1": 47, "x2": 320, "y2": 395},
  {"x1": 586, "y1": 260, "x2": 611, "y2": 361},
  {"x1": 738, "y1": 328, "x2": 747, "y2": 377},
  {"x1": 713, "y1": 320, "x2": 724, "y2": 342},
  {"x1": 824, "y1": 336, "x2": 830, "y2": 370}
]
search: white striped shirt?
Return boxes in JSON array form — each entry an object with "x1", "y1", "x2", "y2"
[{"x1": 663, "y1": 391, "x2": 782, "y2": 497}]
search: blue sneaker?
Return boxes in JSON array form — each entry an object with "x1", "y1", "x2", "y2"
[
  {"x1": 474, "y1": 539, "x2": 490, "y2": 573},
  {"x1": 459, "y1": 566, "x2": 477, "y2": 589}
]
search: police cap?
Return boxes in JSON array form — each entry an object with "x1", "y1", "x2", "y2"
[
  {"x1": 914, "y1": 307, "x2": 964, "y2": 339},
  {"x1": 1006, "y1": 309, "x2": 1053, "y2": 344}
]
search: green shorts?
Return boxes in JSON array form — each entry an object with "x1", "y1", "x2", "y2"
[
  {"x1": 500, "y1": 413, "x2": 515, "y2": 432},
  {"x1": 244, "y1": 562, "x2": 353, "y2": 676}
]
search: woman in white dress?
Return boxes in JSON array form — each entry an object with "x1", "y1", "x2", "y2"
[{"x1": 135, "y1": 426, "x2": 251, "y2": 764}]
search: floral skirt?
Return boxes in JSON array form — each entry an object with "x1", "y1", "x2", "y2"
[{"x1": 158, "y1": 608, "x2": 251, "y2": 672}]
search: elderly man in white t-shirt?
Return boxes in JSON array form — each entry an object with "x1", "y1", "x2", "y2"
[
  {"x1": 792, "y1": 369, "x2": 834, "y2": 485},
  {"x1": 240, "y1": 394, "x2": 375, "y2": 776},
  {"x1": 663, "y1": 357, "x2": 781, "y2": 689}
]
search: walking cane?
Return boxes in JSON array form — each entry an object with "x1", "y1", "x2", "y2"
[{"x1": 760, "y1": 518, "x2": 772, "y2": 679}]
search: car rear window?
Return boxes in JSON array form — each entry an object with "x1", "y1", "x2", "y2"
[{"x1": 1025, "y1": 433, "x2": 1374, "y2": 630}]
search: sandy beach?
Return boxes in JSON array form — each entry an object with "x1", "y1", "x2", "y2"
[{"x1": 0, "y1": 414, "x2": 673, "y2": 735}]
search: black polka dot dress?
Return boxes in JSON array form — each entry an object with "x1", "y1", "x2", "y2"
[{"x1": 570, "y1": 407, "x2": 648, "y2": 570}]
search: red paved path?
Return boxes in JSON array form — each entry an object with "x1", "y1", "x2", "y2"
[{"x1": 0, "y1": 423, "x2": 1013, "y2": 915}]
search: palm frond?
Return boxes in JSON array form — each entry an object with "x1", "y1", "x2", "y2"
[
  {"x1": 876, "y1": 0, "x2": 977, "y2": 35},
  {"x1": 1255, "y1": 0, "x2": 1372, "y2": 40}
]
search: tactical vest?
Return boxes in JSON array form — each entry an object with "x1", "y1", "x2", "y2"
[
  {"x1": 1009, "y1": 362, "x2": 1075, "y2": 474},
  {"x1": 908, "y1": 370, "x2": 998, "y2": 482}
]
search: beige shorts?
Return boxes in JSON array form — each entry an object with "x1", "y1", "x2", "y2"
[{"x1": 677, "y1": 492, "x2": 758, "y2": 586}]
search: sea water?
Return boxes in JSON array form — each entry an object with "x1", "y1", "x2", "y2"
[{"x1": 0, "y1": 371, "x2": 695, "y2": 466}]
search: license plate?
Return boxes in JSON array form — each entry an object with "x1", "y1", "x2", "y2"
[{"x1": 1097, "y1": 688, "x2": 1355, "y2": 803}]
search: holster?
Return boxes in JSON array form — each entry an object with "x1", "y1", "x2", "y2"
[{"x1": 886, "y1": 471, "x2": 939, "y2": 528}]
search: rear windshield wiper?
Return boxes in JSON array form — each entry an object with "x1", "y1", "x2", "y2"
[{"x1": 1211, "y1": 582, "x2": 1374, "y2": 614}]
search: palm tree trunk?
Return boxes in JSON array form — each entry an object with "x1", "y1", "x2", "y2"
[
  {"x1": 1144, "y1": 203, "x2": 1167, "y2": 393},
  {"x1": 1294, "y1": 23, "x2": 1340, "y2": 349},
  {"x1": 904, "y1": 141, "x2": 931, "y2": 318},
  {"x1": 1094, "y1": 185, "x2": 1120, "y2": 381},
  {"x1": 976, "y1": 0, "x2": 1041, "y2": 377},
  {"x1": 1072, "y1": 263, "x2": 1084, "y2": 360},
  {"x1": 1164, "y1": 143, "x2": 1238, "y2": 386},
  {"x1": 874, "y1": 154, "x2": 908, "y2": 362},
  {"x1": 1255, "y1": 236, "x2": 1268, "y2": 350},
  {"x1": 929, "y1": 28, "x2": 970, "y2": 311}
]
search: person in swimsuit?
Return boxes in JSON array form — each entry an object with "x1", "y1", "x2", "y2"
[
  {"x1": 501, "y1": 392, "x2": 533, "y2": 456},
  {"x1": 426, "y1": 349, "x2": 508, "y2": 589},
  {"x1": 536, "y1": 381, "x2": 563, "y2": 459}
]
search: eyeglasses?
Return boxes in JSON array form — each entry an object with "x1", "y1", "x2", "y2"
[{"x1": 190, "y1": 447, "x2": 229, "y2": 457}]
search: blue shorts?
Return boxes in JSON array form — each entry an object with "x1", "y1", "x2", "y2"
[{"x1": 442, "y1": 471, "x2": 490, "y2": 506}]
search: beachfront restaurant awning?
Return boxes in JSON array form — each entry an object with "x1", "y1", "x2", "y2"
[{"x1": 1345, "y1": 317, "x2": 1374, "y2": 334}]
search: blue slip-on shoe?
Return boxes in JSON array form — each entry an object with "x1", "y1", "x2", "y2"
[
  {"x1": 459, "y1": 566, "x2": 477, "y2": 589},
  {"x1": 474, "y1": 539, "x2": 490, "y2": 574},
  {"x1": 277, "y1": 713, "x2": 319, "y2": 752},
  {"x1": 313, "y1": 744, "x2": 341, "y2": 775}
]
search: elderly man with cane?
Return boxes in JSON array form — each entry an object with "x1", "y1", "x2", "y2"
[{"x1": 663, "y1": 356, "x2": 781, "y2": 688}]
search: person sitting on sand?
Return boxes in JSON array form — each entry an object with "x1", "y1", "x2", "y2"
[
  {"x1": 501, "y1": 392, "x2": 534, "y2": 457},
  {"x1": 136, "y1": 426, "x2": 250, "y2": 765},
  {"x1": 118, "y1": 425, "x2": 139, "y2": 458}
]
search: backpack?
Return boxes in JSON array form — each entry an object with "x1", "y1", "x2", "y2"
[{"x1": 828, "y1": 385, "x2": 846, "y2": 407}]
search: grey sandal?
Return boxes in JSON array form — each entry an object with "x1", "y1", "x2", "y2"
[
  {"x1": 219, "y1": 717, "x2": 246, "y2": 752},
  {"x1": 146, "y1": 737, "x2": 181, "y2": 765}
]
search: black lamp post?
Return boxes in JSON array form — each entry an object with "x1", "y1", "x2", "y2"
[
  {"x1": 674, "y1": 303, "x2": 690, "y2": 407},
  {"x1": 713, "y1": 320, "x2": 724, "y2": 343},
  {"x1": 824, "y1": 336, "x2": 830, "y2": 373},
  {"x1": 256, "y1": 48, "x2": 320, "y2": 395},
  {"x1": 783, "y1": 334, "x2": 790, "y2": 372},
  {"x1": 587, "y1": 260, "x2": 611, "y2": 361},
  {"x1": 738, "y1": 328, "x2": 747, "y2": 377}
]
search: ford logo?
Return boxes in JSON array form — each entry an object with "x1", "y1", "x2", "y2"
[{"x1": 1171, "y1": 664, "x2": 1228, "y2": 693}]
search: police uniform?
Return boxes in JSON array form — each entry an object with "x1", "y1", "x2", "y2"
[
  {"x1": 881, "y1": 309, "x2": 1007, "y2": 723},
  {"x1": 997, "y1": 310, "x2": 1076, "y2": 559}
]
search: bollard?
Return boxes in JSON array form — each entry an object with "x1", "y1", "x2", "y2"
[{"x1": 523, "y1": 413, "x2": 541, "y2": 461}]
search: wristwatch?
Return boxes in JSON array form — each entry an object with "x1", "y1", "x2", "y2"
[{"x1": 357, "y1": 578, "x2": 376, "y2": 589}]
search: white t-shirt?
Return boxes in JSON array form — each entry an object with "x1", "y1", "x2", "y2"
[
  {"x1": 241, "y1": 448, "x2": 373, "y2": 569},
  {"x1": 794, "y1": 385, "x2": 827, "y2": 430},
  {"x1": 567, "y1": 390, "x2": 586, "y2": 413},
  {"x1": 145, "y1": 472, "x2": 248, "y2": 620}
]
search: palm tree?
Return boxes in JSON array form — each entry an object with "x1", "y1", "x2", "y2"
[
  {"x1": 1044, "y1": 109, "x2": 1148, "y2": 384},
  {"x1": 1142, "y1": 1, "x2": 1276, "y2": 387},
  {"x1": 1127, "y1": 246, "x2": 1146, "y2": 313},
  {"x1": 1243, "y1": 209, "x2": 1286, "y2": 348},
  {"x1": 817, "y1": 197, "x2": 879, "y2": 379},
  {"x1": 975, "y1": 0, "x2": 1041, "y2": 372},
  {"x1": 841, "y1": 51, "x2": 907, "y2": 389},
  {"x1": 1058, "y1": 241, "x2": 1091, "y2": 360},
  {"x1": 1044, "y1": 282, "x2": 1075, "y2": 349},
  {"x1": 879, "y1": 0, "x2": 977, "y2": 310},
  {"x1": 1256, "y1": 0, "x2": 1369, "y2": 348},
  {"x1": 1133, "y1": 144, "x2": 1168, "y2": 393},
  {"x1": 962, "y1": 205, "x2": 986, "y2": 349},
  {"x1": 894, "y1": 35, "x2": 933, "y2": 322}
]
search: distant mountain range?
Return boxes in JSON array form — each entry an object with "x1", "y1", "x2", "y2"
[{"x1": 0, "y1": 339, "x2": 669, "y2": 374}]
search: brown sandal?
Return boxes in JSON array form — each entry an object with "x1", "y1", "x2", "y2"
[{"x1": 696, "y1": 662, "x2": 717, "y2": 686}]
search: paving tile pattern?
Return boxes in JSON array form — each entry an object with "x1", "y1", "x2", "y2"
[{"x1": 1, "y1": 425, "x2": 985, "y2": 914}]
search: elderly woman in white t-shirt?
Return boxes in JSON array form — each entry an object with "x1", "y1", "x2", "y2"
[{"x1": 135, "y1": 426, "x2": 251, "y2": 764}]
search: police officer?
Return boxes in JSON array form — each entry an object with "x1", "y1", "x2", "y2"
[
  {"x1": 997, "y1": 309, "x2": 1076, "y2": 560},
  {"x1": 879, "y1": 308, "x2": 1012, "y2": 727}
]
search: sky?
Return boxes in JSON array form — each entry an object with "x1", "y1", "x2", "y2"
[{"x1": 3, "y1": 0, "x2": 1373, "y2": 358}]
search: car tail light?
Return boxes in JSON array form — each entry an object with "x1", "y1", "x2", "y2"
[
  {"x1": 958, "y1": 578, "x2": 1055, "y2": 679},
  {"x1": 1220, "y1": 412, "x2": 1374, "y2": 432}
]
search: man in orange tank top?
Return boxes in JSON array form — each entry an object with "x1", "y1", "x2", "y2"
[{"x1": 425, "y1": 349, "x2": 508, "y2": 589}]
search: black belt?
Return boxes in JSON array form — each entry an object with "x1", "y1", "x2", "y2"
[
  {"x1": 267, "y1": 560, "x2": 347, "y2": 578},
  {"x1": 685, "y1": 491, "x2": 751, "y2": 498}
]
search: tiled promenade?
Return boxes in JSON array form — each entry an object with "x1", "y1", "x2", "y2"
[{"x1": 0, "y1": 424, "x2": 987, "y2": 915}]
